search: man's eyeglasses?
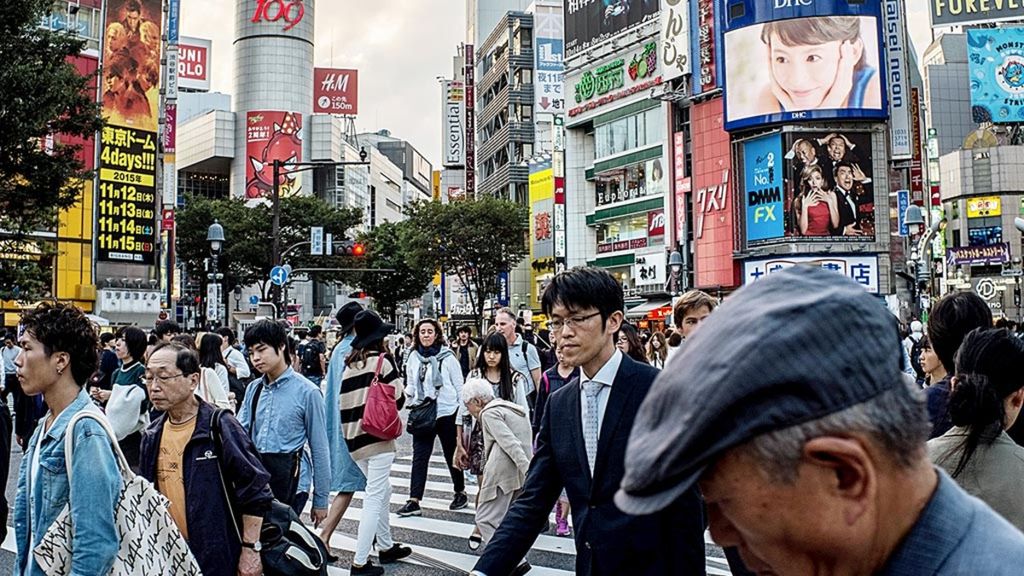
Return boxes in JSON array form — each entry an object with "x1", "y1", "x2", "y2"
[
  {"x1": 143, "y1": 372, "x2": 184, "y2": 385},
  {"x1": 547, "y1": 312, "x2": 602, "y2": 332}
]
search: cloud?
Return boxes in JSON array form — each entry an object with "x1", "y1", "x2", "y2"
[{"x1": 179, "y1": 0, "x2": 465, "y2": 167}]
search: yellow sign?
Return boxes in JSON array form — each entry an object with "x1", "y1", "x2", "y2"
[
  {"x1": 432, "y1": 170, "x2": 441, "y2": 201},
  {"x1": 528, "y1": 168, "x2": 554, "y2": 203},
  {"x1": 967, "y1": 196, "x2": 1001, "y2": 218}
]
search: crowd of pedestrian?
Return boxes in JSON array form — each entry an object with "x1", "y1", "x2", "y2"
[{"x1": 4, "y1": 263, "x2": 1024, "y2": 576}]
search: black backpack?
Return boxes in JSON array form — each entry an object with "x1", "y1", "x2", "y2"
[
  {"x1": 909, "y1": 337, "x2": 925, "y2": 379},
  {"x1": 299, "y1": 341, "x2": 321, "y2": 375}
]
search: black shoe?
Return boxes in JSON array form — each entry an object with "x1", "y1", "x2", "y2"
[
  {"x1": 511, "y1": 560, "x2": 532, "y2": 576},
  {"x1": 396, "y1": 500, "x2": 422, "y2": 517},
  {"x1": 450, "y1": 492, "x2": 469, "y2": 510},
  {"x1": 324, "y1": 549, "x2": 340, "y2": 563},
  {"x1": 378, "y1": 543, "x2": 412, "y2": 564},
  {"x1": 350, "y1": 560, "x2": 384, "y2": 576}
]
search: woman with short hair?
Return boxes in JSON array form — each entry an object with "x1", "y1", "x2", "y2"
[{"x1": 95, "y1": 325, "x2": 150, "y2": 470}]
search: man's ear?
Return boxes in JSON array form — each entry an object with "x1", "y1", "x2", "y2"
[{"x1": 802, "y1": 436, "x2": 875, "y2": 526}]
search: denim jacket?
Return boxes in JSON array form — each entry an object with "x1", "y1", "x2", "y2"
[{"x1": 14, "y1": 388, "x2": 122, "y2": 576}]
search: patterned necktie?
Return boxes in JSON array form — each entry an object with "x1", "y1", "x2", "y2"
[{"x1": 583, "y1": 380, "x2": 605, "y2": 475}]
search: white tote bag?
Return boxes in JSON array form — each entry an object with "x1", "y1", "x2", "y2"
[
  {"x1": 199, "y1": 367, "x2": 234, "y2": 412},
  {"x1": 32, "y1": 410, "x2": 202, "y2": 576}
]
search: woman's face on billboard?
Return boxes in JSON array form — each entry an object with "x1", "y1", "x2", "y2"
[{"x1": 769, "y1": 35, "x2": 843, "y2": 109}]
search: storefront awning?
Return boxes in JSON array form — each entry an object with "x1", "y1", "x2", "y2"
[{"x1": 625, "y1": 299, "x2": 671, "y2": 318}]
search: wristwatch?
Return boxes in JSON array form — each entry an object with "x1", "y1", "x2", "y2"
[{"x1": 241, "y1": 540, "x2": 263, "y2": 552}]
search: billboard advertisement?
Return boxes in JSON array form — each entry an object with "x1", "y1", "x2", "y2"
[
  {"x1": 722, "y1": 0, "x2": 886, "y2": 131},
  {"x1": 443, "y1": 81, "x2": 465, "y2": 167},
  {"x1": 565, "y1": 0, "x2": 661, "y2": 59},
  {"x1": 884, "y1": 0, "x2": 912, "y2": 159},
  {"x1": 179, "y1": 37, "x2": 212, "y2": 91},
  {"x1": 660, "y1": 0, "x2": 690, "y2": 82},
  {"x1": 569, "y1": 40, "x2": 662, "y2": 118},
  {"x1": 535, "y1": 8, "x2": 566, "y2": 115},
  {"x1": 529, "y1": 161, "x2": 555, "y2": 309},
  {"x1": 743, "y1": 255, "x2": 880, "y2": 292},
  {"x1": 245, "y1": 111, "x2": 302, "y2": 199},
  {"x1": 930, "y1": 0, "x2": 1024, "y2": 28},
  {"x1": 780, "y1": 130, "x2": 876, "y2": 242},
  {"x1": 694, "y1": 0, "x2": 718, "y2": 93},
  {"x1": 97, "y1": 0, "x2": 162, "y2": 265},
  {"x1": 313, "y1": 68, "x2": 358, "y2": 115},
  {"x1": 742, "y1": 134, "x2": 785, "y2": 242},
  {"x1": 691, "y1": 99, "x2": 736, "y2": 289},
  {"x1": 967, "y1": 28, "x2": 1024, "y2": 124}
]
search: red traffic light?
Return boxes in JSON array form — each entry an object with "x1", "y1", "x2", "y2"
[{"x1": 352, "y1": 242, "x2": 365, "y2": 257}]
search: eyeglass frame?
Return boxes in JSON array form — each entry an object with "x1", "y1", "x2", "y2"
[
  {"x1": 143, "y1": 371, "x2": 187, "y2": 385},
  {"x1": 546, "y1": 311, "x2": 603, "y2": 333}
]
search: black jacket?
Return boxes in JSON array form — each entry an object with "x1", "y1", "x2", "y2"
[
  {"x1": 475, "y1": 354, "x2": 706, "y2": 576},
  {"x1": 140, "y1": 398, "x2": 274, "y2": 576}
]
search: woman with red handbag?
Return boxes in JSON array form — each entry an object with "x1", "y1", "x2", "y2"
[{"x1": 339, "y1": 310, "x2": 412, "y2": 576}]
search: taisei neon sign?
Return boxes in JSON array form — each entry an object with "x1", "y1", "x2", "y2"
[{"x1": 252, "y1": 0, "x2": 305, "y2": 31}]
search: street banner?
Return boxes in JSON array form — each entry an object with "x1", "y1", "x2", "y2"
[
  {"x1": 245, "y1": 111, "x2": 303, "y2": 198},
  {"x1": 313, "y1": 68, "x2": 359, "y2": 115}
]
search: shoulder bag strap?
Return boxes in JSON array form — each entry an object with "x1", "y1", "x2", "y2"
[
  {"x1": 63, "y1": 409, "x2": 132, "y2": 483},
  {"x1": 370, "y1": 353, "x2": 386, "y2": 386},
  {"x1": 209, "y1": 408, "x2": 243, "y2": 542},
  {"x1": 248, "y1": 381, "x2": 264, "y2": 437}
]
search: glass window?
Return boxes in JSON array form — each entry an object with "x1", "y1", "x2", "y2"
[
  {"x1": 626, "y1": 116, "x2": 637, "y2": 151},
  {"x1": 968, "y1": 226, "x2": 1002, "y2": 246}
]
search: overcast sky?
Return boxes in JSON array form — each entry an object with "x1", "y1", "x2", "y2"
[
  {"x1": 180, "y1": 1, "x2": 935, "y2": 168},
  {"x1": 180, "y1": 0, "x2": 466, "y2": 167}
]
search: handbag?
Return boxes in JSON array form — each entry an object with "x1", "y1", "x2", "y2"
[
  {"x1": 468, "y1": 419, "x2": 485, "y2": 475},
  {"x1": 362, "y1": 354, "x2": 403, "y2": 440},
  {"x1": 406, "y1": 357, "x2": 442, "y2": 436},
  {"x1": 33, "y1": 410, "x2": 202, "y2": 576},
  {"x1": 210, "y1": 409, "x2": 329, "y2": 576}
]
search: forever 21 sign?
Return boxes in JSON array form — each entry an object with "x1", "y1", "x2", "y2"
[{"x1": 252, "y1": 0, "x2": 305, "y2": 31}]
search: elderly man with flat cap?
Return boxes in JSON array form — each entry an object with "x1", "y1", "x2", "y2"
[{"x1": 617, "y1": 266, "x2": 1024, "y2": 575}]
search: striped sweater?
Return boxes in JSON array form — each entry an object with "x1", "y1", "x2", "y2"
[{"x1": 340, "y1": 352, "x2": 405, "y2": 461}]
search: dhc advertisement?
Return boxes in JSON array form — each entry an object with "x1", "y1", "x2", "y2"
[{"x1": 722, "y1": 0, "x2": 888, "y2": 131}]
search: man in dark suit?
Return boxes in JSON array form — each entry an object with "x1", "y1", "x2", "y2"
[
  {"x1": 831, "y1": 161, "x2": 864, "y2": 237},
  {"x1": 471, "y1": 267, "x2": 706, "y2": 576}
]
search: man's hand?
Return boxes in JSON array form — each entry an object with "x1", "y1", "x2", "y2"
[
  {"x1": 238, "y1": 547, "x2": 262, "y2": 576},
  {"x1": 311, "y1": 507, "x2": 328, "y2": 527}
]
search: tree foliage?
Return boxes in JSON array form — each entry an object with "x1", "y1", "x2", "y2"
[
  {"x1": 402, "y1": 197, "x2": 529, "y2": 324},
  {"x1": 355, "y1": 221, "x2": 433, "y2": 322},
  {"x1": 175, "y1": 195, "x2": 363, "y2": 301},
  {"x1": 0, "y1": 0, "x2": 104, "y2": 299}
]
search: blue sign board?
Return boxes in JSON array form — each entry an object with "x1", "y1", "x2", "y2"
[
  {"x1": 497, "y1": 271, "x2": 510, "y2": 307},
  {"x1": 743, "y1": 134, "x2": 785, "y2": 241},
  {"x1": 249, "y1": 294, "x2": 260, "y2": 306},
  {"x1": 168, "y1": 0, "x2": 181, "y2": 44},
  {"x1": 967, "y1": 28, "x2": 1024, "y2": 124},
  {"x1": 270, "y1": 266, "x2": 289, "y2": 286},
  {"x1": 897, "y1": 189, "x2": 909, "y2": 237},
  {"x1": 721, "y1": 0, "x2": 888, "y2": 131}
]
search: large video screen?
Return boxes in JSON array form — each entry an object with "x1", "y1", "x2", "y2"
[
  {"x1": 968, "y1": 28, "x2": 1024, "y2": 123},
  {"x1": 778, "y1": 131, "x2": 876, "y2": 242},
  {"x1": 565, "y1": 0, "x2": 660, "y2": 59},
  {"x1": 724, "y1": 14, "x2": 886, "y2": 131}
]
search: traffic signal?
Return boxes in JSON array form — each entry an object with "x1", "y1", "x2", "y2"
[{"x1": 337, "y1": 240, "x2": 366, "y2": 257}]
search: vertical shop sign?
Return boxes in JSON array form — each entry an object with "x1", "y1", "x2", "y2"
[
  {"x1": 465, "y1": 44, "x2": 476, "y2": 198},
  {"x1": 910, "y1": 87, "x2": 924, "y2": 203},
  {"x1": 697, "y1": 0, "x2": 717, "y2": 93}
]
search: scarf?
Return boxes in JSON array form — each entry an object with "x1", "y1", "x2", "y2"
[{"x1": 414, "y1": 346, "x2": 454, "y2": 399}]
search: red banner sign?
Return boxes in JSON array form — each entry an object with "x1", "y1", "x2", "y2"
[
  {"x1": 648, "y1": 209, "x2": 666, "y2": 237},
  {"x1": 245, "y1": 110, "x2": 302, "y2": 199},
  {"x1": 313, "y1": 68, "x2": 358, "y2": 115}
]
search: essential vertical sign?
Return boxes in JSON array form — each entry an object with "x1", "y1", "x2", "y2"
[
  {"x1": 97, "y1": 0, "x2": 162, "y2": 264},
  {"x1": 443, "y1": 80, "x2": 466, "y2": 167}
]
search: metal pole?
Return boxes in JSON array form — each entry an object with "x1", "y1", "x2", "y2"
[{"x1": 272, "y1": 160, "x2": 281, "y2": 318}]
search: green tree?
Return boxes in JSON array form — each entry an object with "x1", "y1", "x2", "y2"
[
  {"x1": 402, "y1": 197, "x2": 529, "y2": 325},
  {"x1": 0, "y1": 1, "x2": 104, "y2": 299},
  {"x1": 175, "y1": 195, "x2": 363, "y2": 303},
  {"x1": 355, "y1": 221, "x2": 433, "y2": 322}
]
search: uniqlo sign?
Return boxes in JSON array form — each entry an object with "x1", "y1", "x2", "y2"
[
  {"x1": 313, "y1": 68, "x2": 359, "y2": 115},
  {"x1": 178, "y1": 37, "x2": 211, "y2": 91}
]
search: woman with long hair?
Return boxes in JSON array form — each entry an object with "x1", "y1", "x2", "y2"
[
  {"x1": 615, "y1": 322, "x2": 649, "y2": 364},
  {"x1": 928, "y1": 328, "x2": 1024, "y2": 530},
  {"x1": 339, "y1": 310, "x2": 411, "y2": 575},
  {"x1": 397, "y1": 318, "x2": 467, "y2": 518},
  {"x1": 199, "y1": 333, "x2": 230, "y2": 397},
  {"x1": 191, "y1": 333, "x2": 233, "y2": 411},
  {"x1": 646, "y1": 331, "x2": 668, "y2": 369},
  {"x1": 14, "y1": 303, "x2": 122, "y2": 575},
  {"x1": 793, "y1": 164, "x2": 839, "y2": 236}
]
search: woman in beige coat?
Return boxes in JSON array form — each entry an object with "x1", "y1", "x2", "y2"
[{"x1": 461, "y1": 377, "x2": 534, "y2": 549}]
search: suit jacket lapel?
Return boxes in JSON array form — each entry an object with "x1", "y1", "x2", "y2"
[
  {"x1": 592, "y1": 358, "x2": 639, "y2": 485},
  {"x1": 564, "y1": 377, "x2": 592, "y2": 486}
]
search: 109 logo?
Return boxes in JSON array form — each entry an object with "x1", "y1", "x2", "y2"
[{"x1": 252, "y1": 0, "x2": 305, "y2": 31}]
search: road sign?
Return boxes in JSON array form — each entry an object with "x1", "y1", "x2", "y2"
[
  {"x1": 311, "y1": 226, "x2": 324, "y2": 255},
  {"x1": 270, "y1": 265, "x2": 289, "y2": 286},
  {"x1": 1001, "y1": 269, "x2": 1023, "y2": 277},
  {"x1": 249, "y1": 294, "x2": 260, "y2": 306}
]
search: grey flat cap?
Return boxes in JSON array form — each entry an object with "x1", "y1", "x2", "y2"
[{"x1": 615, "y1": 265, "x2": 902, "y2": 515}]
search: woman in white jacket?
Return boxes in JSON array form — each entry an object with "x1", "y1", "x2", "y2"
[{"x1": 396, "y1": 318, "x2": 467, "y2": 518}]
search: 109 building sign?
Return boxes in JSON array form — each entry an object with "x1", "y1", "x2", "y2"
[{"x1": 251, "y1": 0, "x2": 305, "y2": 31}]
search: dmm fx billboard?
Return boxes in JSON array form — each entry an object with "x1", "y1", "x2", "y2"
[
  {"x1": 968, "y1": 28, "x2": 1024, "y2": 124},
  {"x1": 744, "y1": 255, "x2": 880, "y2": 293},
  {"x1": 564, "y1": 0, "x2": 661, "y2": 59},
  {"x1": 313, "y1": 68, "x2": 358, "y2": 115},
  {"x1": 722, "y1": 0, "x2": 887, "y2": 131},
  {"x1": 97, "y1": 0, "x2": 162, "y2": 264},
  {"x1": 178, "y1": 37, "x2": 211, "y2": 91},
  {"x1": 443, "y1": 81, "x2": 465, "y2": 167},
  {"x1": 742, "y1": 134, "x2": 785, "y2": 242},
  {"x1": 930, "y1": 0, "x2": 1024, "y2": 27}
]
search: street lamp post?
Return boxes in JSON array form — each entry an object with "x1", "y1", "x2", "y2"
[
  {"x1": 206, "y1": 219, "x2": 225, "y2": 330},
  {"x1": 1014, "y1": 218, "x2": 1024, "y2": 321},
  {"x1": 901, "y1": 205, "x2": 926, "y2": 320},
  {"x1": 668, "y1": 250, "x2": 684, "y2": 296},
  {"x1": 270, "y1": 147, "x2": 370, "y2": 317}
]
